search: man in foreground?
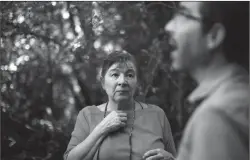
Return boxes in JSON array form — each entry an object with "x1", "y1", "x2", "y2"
[{"x1": 164, "y1": 2, "x2": 249, "y2": 160}]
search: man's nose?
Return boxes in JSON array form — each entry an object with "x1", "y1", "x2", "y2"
[{"x1": 164, "y1": 19, "x2": 174, "y2": 34}]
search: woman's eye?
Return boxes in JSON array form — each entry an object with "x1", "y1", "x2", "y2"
[
  {"x1": 111, "y1": 73, "x2": 119, "y2": 77},
  {"x1": 127, "y1": 74, "x2": 134, "y2": 78}
]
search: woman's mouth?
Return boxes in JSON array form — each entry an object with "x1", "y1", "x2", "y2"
[{"x1": 115, "y1": 90, "x2": 131, "y2": 96}]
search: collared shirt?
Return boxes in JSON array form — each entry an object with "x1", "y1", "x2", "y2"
[{"x1": 177, "y1": 63, "x2": 249, "y2": 160}]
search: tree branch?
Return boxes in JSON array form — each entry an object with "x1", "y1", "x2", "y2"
[
  {"x1": 67, "y1": 2, "x2": 78, "y2": 36},
  {"x1": 146, "y1": 1, "x2": 178, "y2": 10},
  {"x1": 0, "y1": 1, "x2": 14, "y2": 10},
  {"x1": 4, "y1": 21, "x2": 62, "y2": 46}
]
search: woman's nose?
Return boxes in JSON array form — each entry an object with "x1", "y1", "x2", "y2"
[{"x1": 117, "y1": 75, "x2": 127, "y2": 85}]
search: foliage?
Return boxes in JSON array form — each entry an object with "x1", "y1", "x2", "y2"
[{"x1": 1, "y1": 1, "x2": 196, "y2": 159}]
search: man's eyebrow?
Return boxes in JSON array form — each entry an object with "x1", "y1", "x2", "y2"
[{"x1": 178, "y1": 5, "x2": 191, "y2": 14}]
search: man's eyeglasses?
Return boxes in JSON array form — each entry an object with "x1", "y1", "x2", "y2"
[
  {"x1": 171, "y1": 7, "x2": 214, "y2": 24},
  {"x1": 172, "y1": 8, "x2": 203, "y2": 22}
]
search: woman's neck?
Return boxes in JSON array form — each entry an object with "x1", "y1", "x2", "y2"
[{"x1": 107, "y1": 99, "x2": 134, "y2": 111}]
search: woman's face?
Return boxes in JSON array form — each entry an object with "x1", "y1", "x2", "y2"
[{"x1": 102, "y1": 61, "x2": 138, "y2": 102}]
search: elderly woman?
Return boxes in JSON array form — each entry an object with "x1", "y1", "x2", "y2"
[{"x1": 64, "y1": 51, "x2": 176, "y2": 160}]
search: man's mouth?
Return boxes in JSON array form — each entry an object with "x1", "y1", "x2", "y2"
[
  {"x1": 116, "y1": 90, "x2": 129, "y2": 93},
  {"x1": 168, "y1": 38, "x2": 177, "y2": 52}
]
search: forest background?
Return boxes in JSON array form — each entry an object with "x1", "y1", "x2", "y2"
[{"x1": 1, "y1": 2, "x2": 248, "y2": 160}]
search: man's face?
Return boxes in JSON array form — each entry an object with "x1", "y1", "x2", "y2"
[{"x1": 165, "y1": 2, "x2": 210, "y2": 72}]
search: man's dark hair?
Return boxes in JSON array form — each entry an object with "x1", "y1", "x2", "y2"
[{"x1": 199, "y1": 2, "x2": 249, "y2": 70}]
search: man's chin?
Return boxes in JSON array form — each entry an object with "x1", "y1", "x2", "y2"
[{"x1": 171, "y1": 62, "x2": 183, "y2": 72}]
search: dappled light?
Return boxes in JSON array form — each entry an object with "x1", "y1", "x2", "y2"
[{"x1": 0, "y1": 1, "x2": 197, "y2": 160}]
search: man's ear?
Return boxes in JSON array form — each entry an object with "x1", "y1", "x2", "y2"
[
  {"x1": 207, "y1": 23, "x2": 226, "y2": 50},
  {"x1": 100, "y1": 77, "x2": 105, "y2": 90}
]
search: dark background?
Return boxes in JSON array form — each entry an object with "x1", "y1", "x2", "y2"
[{"x1": 1, "y1": 2, "x2": 248, "y2": 160}]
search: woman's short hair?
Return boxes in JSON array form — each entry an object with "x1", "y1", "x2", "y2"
[{"x1": 100, "y1": 51, "x2": 138, "y2": 78}]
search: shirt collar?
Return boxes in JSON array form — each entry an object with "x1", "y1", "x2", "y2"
[{"x1": 187, "y1": 64, "x2": 245, "y2": 104}]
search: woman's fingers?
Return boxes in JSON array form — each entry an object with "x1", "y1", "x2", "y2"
[
  {"x1": 119, "y1": 116, "x2": 127, "y2": 122},
  {"x1": 117, "y1": 112, "x2": 127, "y2": 117},
  {"x1": 119, "y1": 122, "x2": 126, "y2": 127},
  {"x1": 143, "y1": 149, "x2": 175, "y2": 160},
  {"x1": 145, "y1": 154, "x2": 163, "y2": 160},
  {"x1": 143, "y1": 149, "x2": 159, "y2": 159}
]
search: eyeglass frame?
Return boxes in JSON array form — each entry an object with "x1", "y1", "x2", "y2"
[{"x1": 171, "y1": 7, "x2": 215, "y2": 24}]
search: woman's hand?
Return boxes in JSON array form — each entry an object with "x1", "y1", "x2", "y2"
[
  {"x1": 143, "y1": 148, "x2": 175, "y2": 160},
  {"x1": 96, "y1": 111, "x2": 127, "y2": 135}
]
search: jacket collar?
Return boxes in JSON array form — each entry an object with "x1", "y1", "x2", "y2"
[{"x1": 187, "y1": 64, "x2": 247, "y2": 104}]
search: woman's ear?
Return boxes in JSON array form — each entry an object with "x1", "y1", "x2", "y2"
[{"x1": 207, "y1": 23, "x2": 226, "y2": 50}]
